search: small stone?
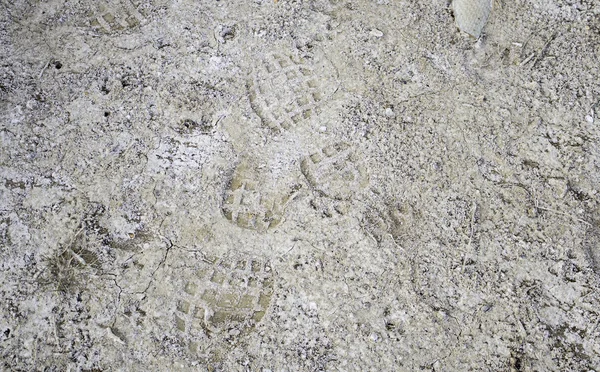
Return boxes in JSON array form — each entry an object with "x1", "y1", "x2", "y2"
[
  {"x1": 319, "y1": 126, "x2": 327, "y2": 132},
  {"x1": 370, "y1": 29, "x2": 384, "y2": 38},
  {"x1": 453, "y1": 0, "x2": 492, "y2": 38},
  {"x1": 585, "y1": 115, "x2": 594, "y2": 123},
  {"x1": 384, "y1": 107, "x2": 395, "y2": 117}
]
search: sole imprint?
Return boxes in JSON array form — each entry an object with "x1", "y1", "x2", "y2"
[
  {"x1": 88, "y1": 0, "x2": 146, "y2": 33},
  {"x1": 247, "y1": 50, "x2": 338, "y2": 133},
  {"x1": 174, "y1": 254, "x2": 274, "y2": 357},
  {"x1": 222, "y1": 160, "x2": 300, "y2": 231},
  {"x1": 301, "y1": 142, "x2": 369, "y2": 201}
]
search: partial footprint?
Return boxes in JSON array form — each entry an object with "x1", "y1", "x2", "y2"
[
  {"x1": 88, "y1": 0, "x2": 147, "y2": 33},
  {"x1": 29, "y1": 0, "x2": 159, "y2": 34},
  {"x1": 222, "y1": 159, "x2": 301, "y2": 232},
  {"x1": 174, "y1": 254, "x2": 275, "y2": 359},
  {"x1": 247, "y1": 50, "x2": 338, "y2": 134},
  {"x1": 301, "y1": 142, "x2": 369, "y2": 201}
]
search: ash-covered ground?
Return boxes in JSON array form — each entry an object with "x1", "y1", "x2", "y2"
[{"x1": 1, "y1": 0, "x2": 599, "y2": 370}]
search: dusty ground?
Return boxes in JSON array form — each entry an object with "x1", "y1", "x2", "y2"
[{"x1": 1, "y1": 0, "x2": 599, "y2": 370}]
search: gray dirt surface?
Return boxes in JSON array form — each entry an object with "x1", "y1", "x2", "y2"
[{"x1": 1, "y1": 0, "x2": 600, "y2": 371}]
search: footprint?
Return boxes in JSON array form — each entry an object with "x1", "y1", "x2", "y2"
[
  {"x1": 88, "y1": 0, "x2": 146, "y2": 33},
  {"x1": 247, "y1": 50, "x2": 338, "y2": 134},
  {"x1": 174, "y1": 254, "x2": 275, "y2": 357},
  {"x1": 301, "y1": 142, "x2": 369, "y2": 201},
  {"x1": 18, "y1": 0, "x2": 150, "y2": 34},
  {"x1": 221, "y1": 159, "x2": 301, "y2": 232}
]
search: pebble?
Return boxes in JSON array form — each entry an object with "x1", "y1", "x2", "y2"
[
  {"x1": 370, "y1": 29, "x2": 384, "y2": 38},
  {"x1": 453, "y1": 0, "x2": 492, "y2": 38}
]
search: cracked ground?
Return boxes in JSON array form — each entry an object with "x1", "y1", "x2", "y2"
[{"x1": 1, "y1": 0, "x2": 600, "y2": 370}]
